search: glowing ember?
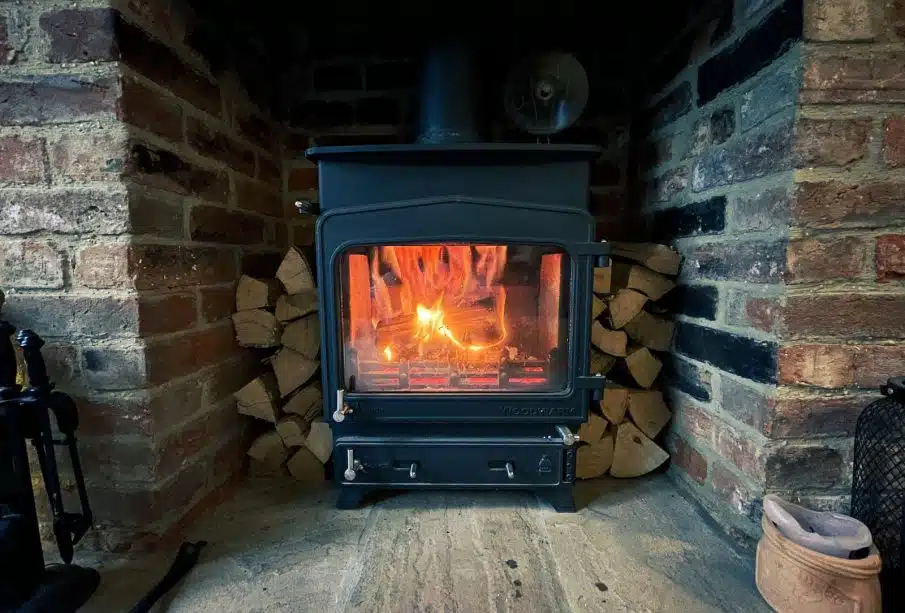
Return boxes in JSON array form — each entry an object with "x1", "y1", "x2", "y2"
[{"x1": 383, "y1": 346, "x2": 393, "y2": 360}]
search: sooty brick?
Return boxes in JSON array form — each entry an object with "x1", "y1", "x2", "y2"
[{"x1": 675, "y1": 321, "x2": 778, "y2": 384}]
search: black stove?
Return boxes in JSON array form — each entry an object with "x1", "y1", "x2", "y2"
[{"x1": 307, "y1": 142, "x2": 606, "y2": 511}]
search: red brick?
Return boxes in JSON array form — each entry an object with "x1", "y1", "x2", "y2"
[
  {"x1": 877, "y1": 234, "x2": 905, "y2": 281},
  {"x1": 715, "y1": 424, "x2": 761, "y2": 478},
  {"x1": 237, "y1": 110, "x2": 277, "y2": 151},
  {"x1": 710, "y1": 465, "x2": 759, "y2": 518},
  {"x1": 0, "y1": 136, "x2": 46, "y2": 184},
  {"x1": 779, "y1": 343, "x2": 905, "y2": 388},
  {"x1": 130, "y1": 191, "x2": 185, "y2": 239},
  {"x1": 51, "y1": 132, "x2": 126, "y2": 182},
  {"x1": 727, "y1": 291, "x2": 784, "y2": 335},
  {"x1": 677, "y1": 401, "x2": 716, "y2": 445},
  {"x1": 1, "y1": 189, "x2": 128, "y2": 235},
  {"x1": 287, "y1": 166, "x2": 317, "y2": 191},
  {"x1": 119, "y1": 77, "x2": 184, "y2": 142},
  {"x1": 803, "y1": 52, "x2": 905, "y2": 91},
  {"x1": 186, "y1": 116, "x2": 256, "y2": 176},
  {"x1": 75, "y1": 394, "x2": 154, "y2": 437},
  {"x1": 0, "y1": 240, "x2": 64, "y2": 289},
  {"x1": 885, "y1": 117, "x2": 905, "y2": 168},
  {"x1": 291, "y1": 221, "x2": 315, "y2": 248},
  {"x1": 2, "y1": 294, "x2": 137, "y2": 338},
  {"x1": 139, "y1": 293, "x2": 197, "y2": 336},
  {"x1": 126, "y1": 142, "x2": 230, "y2": 204},
  {"x1": 794, "y1": 181, "x2": 905, "y2": 228},
  {"x1": 893, "y1": 0, "x2": 905, "y2": 39},
  {"x1": 203, "y1": 356, "x2": 258, "y2": 405},
  {"x1": 241, "y1": 251, "x2": 283, "y2": 278},
  {"x1": 768, "y1": 392, "x2": 869, "y2": 438},
  {"x1": 669, "y1": 436, "x2": 708, "y2": 484},
  {"x1": 235, "y1": 176, "x2": 282, "y2": 217},
  {"x1": 762, "y1": 443, "x2": 845, "y2": 490},
  {"x1": 785, "y1": 294, "x2": 905, "y2": 339},
  {"x1": 0, "y1": 75, "x2": 118, "y2": 126},
  {"x1": 40, "y1": 8, "x2": 118, "y2": 63},
  {"x1": 257, "y1": 155, "x2": 281, "y2": 185},
  {"x1": 75, "y1": 243, "x2": 130, "y2": 288},
  {"x1": 200, "y1": 286, "x2": 235, "y2": 323},
  {"x1": 786, "y1": 235, "x2": 869, "y2": 282},
  {"x1": 804, "y1": 0, "x2": 879, "y2": 41},
  {"x1": 190, "y1": 205, "x2": 267, "y2": 245},
  {"x1": 794, "y1": 118, "x2": 871, "y2": 167},
  {"x1": 81, "y1": 437, "x2": 157, "y2": 482},
  {"x1": 146, "y1": 324, "x2": 238, "y2": 384}
]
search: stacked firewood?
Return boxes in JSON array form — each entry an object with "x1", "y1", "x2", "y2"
[
  {"x1": 577, "y1": 242, "x2": 681, "y2": 480},
  {"x1": 231, "y1": 247, "x2": 331, "y2": 483}
]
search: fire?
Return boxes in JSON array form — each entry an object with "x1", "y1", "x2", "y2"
[{"x1": 383, "y1": 346, "x2": 393, "y2": 360}]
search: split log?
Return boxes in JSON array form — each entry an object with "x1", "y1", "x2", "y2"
[
  {"x1": 608, "y1": 289, "x2": 648, "y2": 329},
  {"x1": 601, "y1": 383, "x2": 630, "y2": 424},
  {"x1": 271, "y1": 348, "x2": 319, "y2": 397},
  {"x1": 275, "y1": 290, "x2": 319, "y2": 322},
  {"x1": 624, "y1": 310, "x2": 675, "y2": 352},
  {"x1": 305, "y1": 420, "x2": 333, "y2": 463},
  {"x1": 236, "y1": 275, "x2": 281, "y2": 311},
  {"x1": 287, "y1": 447, "x2": 325, "y2": 484},
  {"x1": 234, "y1": 373, "x2": 280, "y2": 423},
  {"x1": 576, "y1": 431, "x2": 615, "y2": 479},
  {"x1": 624, "y1": 346, "x2": 662, "y2": 389},
  {"x1": 610, "y1": 421, "x2": 669, "y2": 478},
  {"x1": 247, "y1": 430, "x2": 290, "y2": 470},
  {"x1": 591, "y1": 321, "x2": 627, "y2": 357},
  {"x1": 627, "y1": 389, "x2": 672, "y2": 439},
  {"x1": 283, "y1": 382, "x2": 323, "y2": 422},
  {"x1": 375, "y1": 306, "x2": 498, "y2": 348},
  {"x1": 232, "y1": 309, "x2": 280, "y2": 348},
  {"x1": 589, "y1": 348, "x2": 617, "y2": 376},
  {"x1": 579, "y1": 411, "x2": 608, "y2": 442},
  {"x1": 276, "y1": 415, "x2": 311, "y2": 447},
  {"x1": 276, "y1": 246, "x2": 315, "y2": 294},
  {"x1": 281, "y1": 313, "x2": 321, "y2": 359},
  {"x1": 592, "y1": 295, "x2": 606, "y2": 321},
  {"x1": 610, "y1": 242, "x2": 681, "y2": 276},
  {"x1": 611, "y1": 262, "x2": 676, "y2": 301},
  {"x1": 593, "y1": 266, "x2": 612, "y2": 294}
]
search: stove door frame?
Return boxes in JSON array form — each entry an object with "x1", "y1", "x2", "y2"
[{"x1": 317, "y1": 195, "x2": 605, "y2": 427}]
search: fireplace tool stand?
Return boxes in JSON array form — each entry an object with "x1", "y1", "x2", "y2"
[{"x1": 0, "y1": 322, "x2": 98, "y2": 613}]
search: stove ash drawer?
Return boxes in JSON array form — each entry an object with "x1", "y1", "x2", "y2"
[{"x1": 335, "y1": 441, "x2": 564, "y2": 486}]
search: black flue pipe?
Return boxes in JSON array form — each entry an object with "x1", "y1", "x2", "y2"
[{"x1": 416, "y1": 40, "x2": 479, "y2": 144}]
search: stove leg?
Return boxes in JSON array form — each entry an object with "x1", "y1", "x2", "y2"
[
  {"x1": 336, "y1": 487, "x2": 368, "y2": 510},
  {"x1": 544, "y1": 485, "x2": 576, "y2": 513}
]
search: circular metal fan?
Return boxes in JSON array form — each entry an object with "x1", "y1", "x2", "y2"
[{"x1": 503, "y1": 52, "x2": 589, "y2": 136}]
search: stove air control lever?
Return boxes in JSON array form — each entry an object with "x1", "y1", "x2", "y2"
[
  {"x1": 555, "y1": 425, "x2": 580, "y2": 447},
  {"x1": 344, "y1": 448, "x2": 362, "y2": 481},
  {"x1": 505, "y1": 462, "x2": 515, "y2": 480},
  {"x1": 333, "y1": 389, "x2": 353, "y2": 423},
  {"x1": 409, "y1": 463, "x2": 418, "y2": 479}
]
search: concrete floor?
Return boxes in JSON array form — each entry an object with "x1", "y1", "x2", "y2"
[{"x1": 79, "y1": 475, "x2": 771, "y2": 613}]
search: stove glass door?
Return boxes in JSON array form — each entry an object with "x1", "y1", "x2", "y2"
[{"x1": 338, "y1": 243, "x2": 570, "y2": 393}]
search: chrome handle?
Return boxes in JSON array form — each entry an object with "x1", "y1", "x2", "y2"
[
  {"x1": 556, "y1": 425, "x2": 579, "y2": 446},
  {"x1": 333, "y1": 389, "x2": 353, "y2": 423},
  {"x1": 409, "y1": 463, "x2": 418, "y2": 479},
  {"x1": 344, "y1": 449, "x2": 358, "y2": 481},
  {"x1": 505, "y1": 462, "x2": 515, "y2": 480}
]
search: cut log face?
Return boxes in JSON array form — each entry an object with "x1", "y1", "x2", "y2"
[
  {"x1": 609, "y1": 242, "x2": 681, "y2": 276},
  {"x1": 579, "y1": 411, "x2": 608, "y2": 443},
  {"x1": 305, "y1": 420, "x2": 333, "y2": 463},
  {"x1": 611, "y1": 262, "x2": 676, "y2": 301},
  {"x1": 275, "y1": 290, "x2": 319, "y2": 322},
  {"x1": 601, "y1": 383, "x2": 629, "y2": 424},
  {"x1": 247, "y1": 430, "x2": 290, "y2": 470},
  {"x1": 593, "y1": 266, "x2": 612, "y2": 294},
  {"x1": 592, "y1": 295, "x2": 606, "y2": 321},
  {"x1": 232, "y1": 310, "x2": 281, "y2": 348},
  {"x1": 624, "y1": 310, "x2": 675, "y2": 352},
  {"x1": 283, "y1": 382, "x2": 323, "y2": 422},
  {"x1": 624, "y1": 346, "x2": 662, "y2": 389},
  {"x1": 608, "y1": 289, "x2": 648, "y2": 329},
  {"x1": 287, "y1": 447, "x2": 325, "y2": 483},
  {"x1": 234, "y1": 373, "x2": 280, "y2": 423},
  {"x1": 610, "y1": 421, "x2": 669, "y2": 478},
  {"x1": 591, "y1": 321, "x2": 628, "y2": 357},
  {"x1": 271, "y1": 348, "x2": 319, "y2": 397},
  {"x1": 236, "y1": 275, "x2": 281, "y2": 311},
  {"x1": 589, "y1": 348, "x2": 617, "y2": 376},
  {"x1": 281, "y1": 313, "x2": 321, "y2": 359},
  {"x1": 576, "y1": 432, "x2": 615, "y2": 479},
  {"x1": 627, "y1": 389, "x2": 672, "y2": 439},
  {"x1": 276, "y1": 415, "x2": 312, "y2": 447},
  {"x1": 276, "y1": 246, "x2": 315, "y2": 294}
]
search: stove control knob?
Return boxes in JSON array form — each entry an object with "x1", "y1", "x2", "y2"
[
  {"x1": 505, "y1": 462, "x2": 515, "y2": 480},
  {"x1": 344, "y1": 449, "x2": 361, "y2": 481}
]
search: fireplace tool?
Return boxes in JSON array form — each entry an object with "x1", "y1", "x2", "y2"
[{"x1": 0, "y1": 322, "x2": 99, "y2": 613}]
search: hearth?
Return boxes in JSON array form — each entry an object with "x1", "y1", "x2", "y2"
[{"x1": 308, "y1": 141, "x2": 607, "y2": 510}]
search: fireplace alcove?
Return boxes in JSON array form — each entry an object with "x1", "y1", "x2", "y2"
[{"x1": 4, "y1": 0, "x2": 895, "y2": 551}]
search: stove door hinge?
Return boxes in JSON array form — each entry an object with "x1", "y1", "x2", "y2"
[{"x1": 570, "y1": 240, "x2": 610, "y2": 267}]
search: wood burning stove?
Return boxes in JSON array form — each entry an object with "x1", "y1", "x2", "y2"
[{"x1": 308, "y1": 142, "x2": 607, "y2": 511}]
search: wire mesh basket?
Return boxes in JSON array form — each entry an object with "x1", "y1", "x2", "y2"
[{"x1": 851, "y1": 377, "x2": 905, "y2": 612}]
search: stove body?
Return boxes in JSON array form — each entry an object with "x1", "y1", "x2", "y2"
[{"x1": 308, "y1": 143, "x2": 606, "y2": 511}]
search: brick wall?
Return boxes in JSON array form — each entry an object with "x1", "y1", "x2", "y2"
[
  {"x1": 633, "y1": 0, "x2": 803, "y2": 539},
  {"x1": 0, "y1": 0, "x2": 287, "y2": 551}
]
